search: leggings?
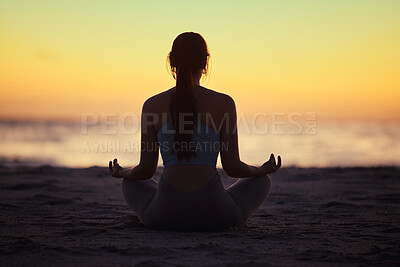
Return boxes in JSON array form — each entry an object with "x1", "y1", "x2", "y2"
[{"x1": 122, "y1": 173, "x2": 271, "y2": 231}]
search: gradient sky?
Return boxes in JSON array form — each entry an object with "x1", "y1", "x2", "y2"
[{"x1": 1, "y1": 0, "x2": 399, "y2": 121}]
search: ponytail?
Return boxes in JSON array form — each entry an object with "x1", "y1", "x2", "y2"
[{"x1": 171, "y1": 62, "x2": 197, "y2": 160}]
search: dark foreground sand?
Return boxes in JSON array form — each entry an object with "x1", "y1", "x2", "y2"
[{"x1": 0, "y1": 165, "x2": 399, "y2": 266}]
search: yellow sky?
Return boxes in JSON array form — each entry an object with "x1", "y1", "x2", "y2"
[{"x1": 0, "y1": 0, "x2": 399, "y2": 121}]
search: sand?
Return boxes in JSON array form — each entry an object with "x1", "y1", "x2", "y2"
[{"x1": 0, "y1": 165, "x2": 399, "y2": 266}]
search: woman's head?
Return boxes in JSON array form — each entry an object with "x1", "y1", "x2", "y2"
[{"x1": 168, "y1": 32, "x2": 209, "y2": 81}]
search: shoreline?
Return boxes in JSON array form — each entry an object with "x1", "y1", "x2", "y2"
[{"x1": 1, "y1": 161, "x2": 400, "y2": 170}]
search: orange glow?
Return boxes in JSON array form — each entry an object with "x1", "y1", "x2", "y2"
[{"x1": 1, "y1": 1, "x2": 399, "y2": 121}]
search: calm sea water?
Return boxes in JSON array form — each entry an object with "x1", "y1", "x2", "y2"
[{"x1": 0, "y1": 120, "x2": 399, "y2": 168}]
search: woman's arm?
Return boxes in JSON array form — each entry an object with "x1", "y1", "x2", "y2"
[
  {"x1": 220, "y1": 96, "x2": 281, "y2": 178},
  {"x1": 109, "y1": 99, "x2": 159, "y2": 180}
]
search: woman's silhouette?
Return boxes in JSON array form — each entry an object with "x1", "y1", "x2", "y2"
[{"x1": 109, "y1": 32, "x2": 281, "y2": 231}]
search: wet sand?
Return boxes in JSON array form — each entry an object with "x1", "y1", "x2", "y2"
[{"x1": 0, "y1": 165, "x2": 399, "y2": 266}]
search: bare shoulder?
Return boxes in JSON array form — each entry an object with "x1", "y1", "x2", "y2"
[
  {"x1": 142, "y1": 88, "x2": 174, "y2": 111},
  {"x1": 202, "y1": 87, "x2": 235, "y2": 110}
]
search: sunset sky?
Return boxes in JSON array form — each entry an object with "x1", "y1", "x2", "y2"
[{"x1": 1, "y1": 0, "x2": 399, "y2": 121}]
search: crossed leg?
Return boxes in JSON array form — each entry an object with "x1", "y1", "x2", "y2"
[
  {"x1": 121, "y1": 175, "x2": 272, "y2": 228},
  {"x1": 121, "y1": 178, "x2": 158, "y2": 218},
  {"x1": 226, "y1": 175, "x2": 272, "y2": 226}
]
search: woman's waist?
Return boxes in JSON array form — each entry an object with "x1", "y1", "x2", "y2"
[{"x1": 161, "y1": 165, "x2": 218, "y2": 192}]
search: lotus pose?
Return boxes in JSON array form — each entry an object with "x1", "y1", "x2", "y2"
[{"x1": 109, "y1": 32, "x2": 281, "y2": 231}]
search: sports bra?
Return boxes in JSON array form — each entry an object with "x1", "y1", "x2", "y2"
[{"x1": 156, "y1": 87, "x2": 220, "y2": 167}]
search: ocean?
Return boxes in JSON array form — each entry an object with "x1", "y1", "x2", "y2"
[{"x1": 0, "y1": 120, "x2": 399, "y2": 168}]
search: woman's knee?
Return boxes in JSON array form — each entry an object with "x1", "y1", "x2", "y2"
[
  {"x1": 121, "y1": 178, "x2": 139, "y2": 199},
  {"x1": 229, "y1": 175, "x2": 271, "y2": 227},
  {"x1": 121, "y1": 178, "x2": 130, "y2": 198},
  {"x1": 252, "y1": 174, "x2": 272, "y2": 197},
  {"x1": 121, "y1": 178, "x2": 131, "y2": 189}
]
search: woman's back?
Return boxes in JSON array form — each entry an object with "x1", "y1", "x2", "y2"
[{"x1": 147, "y1": 85, "x2": 233, "y2": 192}]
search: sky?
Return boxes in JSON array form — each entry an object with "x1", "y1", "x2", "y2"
[{"x1": 0, "y1": 0, "x2": 399, "y2": 122}]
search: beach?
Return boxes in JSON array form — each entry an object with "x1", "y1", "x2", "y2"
[
  {"x1": 1, "y1": 0, "x2": 400, "y2": 266},
  {"x1": 0, "y1": 165, "x2": 399, "y2": 266}
]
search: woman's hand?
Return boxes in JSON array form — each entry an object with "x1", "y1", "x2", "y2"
[
  {"x1": 109, "y1": 158, "x2": 124, "y2": 178},
  {"x1": 261, "y1": 154, "x2": 282, "y2": 174}
]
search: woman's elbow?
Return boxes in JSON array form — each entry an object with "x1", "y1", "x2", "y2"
[
  {"x1": 140, "y1": 169, "x2": 157, "y2": 180},
  {"x1": 222, "y1": 163, "x2": 241, "y2": 178},
  {"x1": 134, "y1": 164, "x2": 157, "y2": 180}
]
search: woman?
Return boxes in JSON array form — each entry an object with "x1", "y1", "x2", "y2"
[{"x1": 109, "y1": 32, "x2": 281, "y2": 231}]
